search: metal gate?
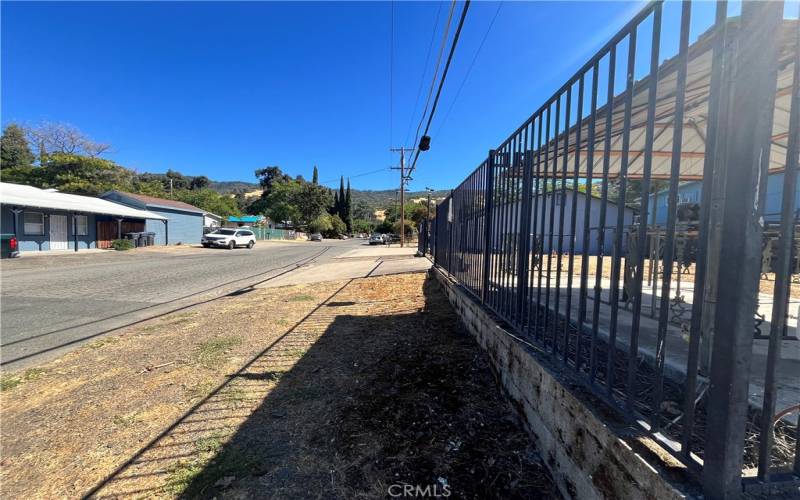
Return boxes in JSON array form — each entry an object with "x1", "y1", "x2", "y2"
[{"x1": 49, "y1": 214, "x2": 68, "y2": 251}]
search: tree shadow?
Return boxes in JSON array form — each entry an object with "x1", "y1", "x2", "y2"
[{"x1": 86, "y1": 274, "x2": 556, "y2": 499}]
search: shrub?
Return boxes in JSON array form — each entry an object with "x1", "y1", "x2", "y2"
[{"x1": 111, "y1": 238, "x2": 134, "y2": 251}]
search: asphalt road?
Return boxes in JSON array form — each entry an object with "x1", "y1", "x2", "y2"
[{"x1": 0, "y1": 239, "x2": 362, "y2": 369}]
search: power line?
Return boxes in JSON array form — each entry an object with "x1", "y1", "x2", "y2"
[
  {"x1": 319, "y1": 167, "x2": 391, "y2": 186},
  {"x1": 410, "y1": 0, "x2": 457, "y2": 157},
  {"x1": 408, "y1": 0, "x2": 471, "y2": 176},
  {"x1": 389, "y1": 0, "x2": 394, "y2": 156},
  {"x1": 434, "y1": 1, "x2": 502, "y2": 138},
  {"x1": 403, "y1": 1, "x2": 444, "y2": 148}
]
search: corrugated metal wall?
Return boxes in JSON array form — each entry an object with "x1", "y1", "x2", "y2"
[{"x1": 145, "y1": 207, "x2": 202, "y2": 245}]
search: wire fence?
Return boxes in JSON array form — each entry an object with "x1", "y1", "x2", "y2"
[{"x1": 424, "y1": 1, "x2": 799, "y2": 497}]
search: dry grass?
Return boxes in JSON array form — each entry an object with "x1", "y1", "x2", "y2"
[{"x1": 0, "y1": 273, "x2": 557, "y2": 499}]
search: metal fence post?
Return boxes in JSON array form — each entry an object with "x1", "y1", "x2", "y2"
[
  {"x1": 703, "y1": 1, "x2": 783, "y2": 498},
  {"x1": 482, "y1": 150, "x2": 496, "y2": 303},
  {"x1": 516, "y1": 149, "x2": 533, "y2": 322}
]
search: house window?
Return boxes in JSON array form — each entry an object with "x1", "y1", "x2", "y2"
[
  {"x1": 75, "y1": 215, "x2": 88, "y2": 236},
  {"x1": 23, "y1": 212, "x2": 44, "y2": 235}
]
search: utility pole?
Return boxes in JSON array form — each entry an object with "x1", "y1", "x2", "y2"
[{"x1": 390, "y1": 147, "x2": 414, "y2": 248}]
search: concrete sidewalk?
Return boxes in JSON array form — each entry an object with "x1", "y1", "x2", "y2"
[{"x1": 260, "y1": 244, "x2": 430, "y2": 288}]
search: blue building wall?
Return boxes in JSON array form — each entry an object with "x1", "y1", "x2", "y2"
[
  {"x1": 0, "y1": 205, "x2": 97, "y2": 252},
  {"x1": 145, "y1": 207, "x2": 202, "y2": 245},
  {"x1": 650, "y1": 172, "x2": 800, "y2": 224},
  {"x1": 100, "y1": 192, "x2": 203, "y2": 245},
  {"x1": 490, "y1": 191, "x2": 636, "y2": 256}
]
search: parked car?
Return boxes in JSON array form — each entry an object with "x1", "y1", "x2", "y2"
[
  {"x1": 369, "y1": 233, "x2": 385, "y2": 245},
  {"x1": 310, "y1": 233, "x2": 323, "y2": 242},
  {"x1": 1, "y1": 233, "x2": 19, "y2": 258},
  {"x1": 201, "y1": 228, "x2": 256, "y2": 249}
]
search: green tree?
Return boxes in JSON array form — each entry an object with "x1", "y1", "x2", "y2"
[
  {"x1": 326, "y1": 214, "x2": 346, "y2": 238},
  {"x1": 312, "y1": 165, "x2": 319, "y2": 185},
  {"x1": 352, "y1": 200, "x2": 373, "y2": 221},
  {"x1": 1, "y1": 124, "x2": 34, "y2": 169},
  {"x1": 337, "y1": 176, "x2": 345, "y2": 217},
  {"x1": 173, "y1": 188, "x2": 241, "y2": 217},
  {"x1": 352, "y1": 219, "x2": 374, "y2": 234},
  {"x1": 255, "y1": 166, "x2": 290, "y2": 194},
  {"x1": 190, "y1": 175, "x2": 210, "y2": 190},
  {"x1": 37, "y1": 153, "x2": 134, "y2": 195},
  {"x1": 344, "y1": 178, "x2": 353, "y2": 232},
  {"x1": 263, "y1": 180, "x2": 302, "y2": 224},
  {"x1": 132, "y1": 178, "x2": 167, "y2": 197},
  {"x1": 295, "y1": 182, "x2": 333, "y2": 225},
  {"x1": 307, "y1": 213, "x2": 333, "y2": 234}
]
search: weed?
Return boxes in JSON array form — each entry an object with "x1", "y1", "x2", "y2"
[
  {"x1": 195, "y1": 336, "x2": 242, "y2": 369},
  {"x1": 87, "y1": 337, "x2": 120, "y2": 350},
  {"x1": 186, "y1": 379, "x2": 217, "y2": 401},
  {"x1": 112, "y1": 413, "x2": 137, "y2": 428},
  {"x1": 23, "y1": 368, "x2": 46, "y2": 381},
  {"x1": 0, "y1": 375, "x2": 21, "y2": 392},
  {"x1": 222, "y1": 387, "x2": 246, "y2": 404},
  {"x1": 196, "y1": 431, "x2": 226, "y2": 455},
  {"x1": 285, "y1": 348, "x2": 307, "y2": 358},
  {"x1": 287, "y1": 294, "x2": 315, "y2": 302},
  {"x1": 163, "y1": 460, "x2": 205, "y2": 495}
]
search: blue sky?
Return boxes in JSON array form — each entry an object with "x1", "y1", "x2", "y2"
[{"x1": 2, "y1": 1, "x2": 736, "y2": 191}]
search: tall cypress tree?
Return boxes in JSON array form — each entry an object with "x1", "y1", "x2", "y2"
[
  {"x1": 338, "y1": 176, "x2": 346, "y2": 218},
  {"x1": 312, "y1": 165, "x2": 319, "y2": 185},
  {"x1": 333, "y1": 191, "x2": 339, "y2": 216},
  {"x1": 345, "y1": 178, "x2": 353, "y2": 232}
]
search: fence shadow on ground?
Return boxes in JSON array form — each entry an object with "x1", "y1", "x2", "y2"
[{"x1": 84, "y1": 273, "x2": 557, "y2": 499}]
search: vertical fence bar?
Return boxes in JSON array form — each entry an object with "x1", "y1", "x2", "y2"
[
  {"x1": 577, "y1": 62, "x2": 600, "y2": 372},
  {"x1": 565, "y1": 75, "x2": 585, "y2": 364},
  {"x1": 590, "y1": 45, "x2": 617, "y2": 384},
  {"x1": 606, "y1": 28, "x2": 637, "y2": 396},
  {"x1": 626, "y1": 1, "x2": 663, "y2": 414},
  {"x1": 535, "y1": 106, "x2": 553, "y2": 342},
  {"x1": 555, "y1": 88, "x2": 572, "y2": 359},
  {"x1": 650, "y1": 0, "x2": 686, "y2": 428},
  {"x1": 517, "y1": 126, "x2": 534, "y2": 323},
  {"x1": 482, "y1": 151, "x2": 496, "y2": 303},
  {"x1": 545, "y1": 97, "x2": 562, "y2": 352},
  {"x1": 682, "y1": 0, "x2": 728, "y2": 458},
  {"x1": 529, "y1": 115, "x2": 544, "y2": 338},
  {"x1": 757, "y1": 11, "x2": 800, "y2": 481},
  {"x1": 703, "y1": 1, "x2": 783, "y2": 498}
]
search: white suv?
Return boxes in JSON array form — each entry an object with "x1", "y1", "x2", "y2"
[{"x1": 202, "y1": 228, "x2": 256, "y2": 249}]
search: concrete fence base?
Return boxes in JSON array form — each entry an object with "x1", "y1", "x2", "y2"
[{"x1": 430, "y1": 266, "x2": 693, "y2": 500}]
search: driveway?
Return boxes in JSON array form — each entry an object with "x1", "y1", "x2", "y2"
[{"x1": 0, "y1": 240, "x2": 362, "y2": 369}]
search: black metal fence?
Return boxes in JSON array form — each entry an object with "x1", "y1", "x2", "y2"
[{"x1": 425, "y1": 2, "x2": 799, "y2": 498}]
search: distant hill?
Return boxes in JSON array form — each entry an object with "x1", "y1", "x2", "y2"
[
  {"x1": 209, "y1": 180, "x2": 449, "y2": 210},
  {"x1": 208, "y1": 180, "x2": 260, "y2": 193},
  {"x1": 350, "y1": 189, "x2": 450, "y2": 210}
]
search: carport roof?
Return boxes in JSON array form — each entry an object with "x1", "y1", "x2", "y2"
[{"x1": 0, "y1": 182, "x2": 167, "y2": 220}]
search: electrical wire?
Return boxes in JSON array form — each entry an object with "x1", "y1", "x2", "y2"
[
  {"x1": 389, "y1": 1, "x2": 394, "y2": 163},
  {"x1": 319, "y1": 167, "x2": 391, "y2": 186},
  {"x1": 434, "y1": 1, "x2": 502, "y2": 138},
  {"x1": 403, "y1": 1, "x2": 444, "y2": 148},
  {"x1": 410, "y1": 0, "x2": 458, "y2": 157},
  {"x1": 408, "y1": 0, "x2": 471, "y2": 176}
]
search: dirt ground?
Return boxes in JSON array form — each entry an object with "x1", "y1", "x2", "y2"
[{"x1": 0, "y1": 272, "x2": 557, "y2": 499}]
